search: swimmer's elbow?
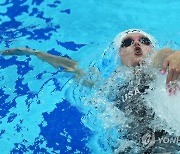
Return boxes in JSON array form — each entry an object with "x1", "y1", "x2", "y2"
[{"x1": 81, "y1": 79, "x2": 95, "y2": 88}]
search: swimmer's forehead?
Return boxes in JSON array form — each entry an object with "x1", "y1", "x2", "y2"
[
  {"x1": 122, "y1": 33, "x2": 147, "y2": 41},
  {"x1": 113, "y1": 30, "x2": 156, "y2": 50}
]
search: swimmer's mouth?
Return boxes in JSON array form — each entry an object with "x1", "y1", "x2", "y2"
[{"x1": 134, "y1": 47, "x2": 143, "y2": 56}]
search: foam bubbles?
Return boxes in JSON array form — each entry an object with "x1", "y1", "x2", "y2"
[
  {"x1": 145, "y1": 71, "x2": 180, "y2": 135},
  {"x1": 80, "y1": 62, "x2": 180, "y2": 153}
]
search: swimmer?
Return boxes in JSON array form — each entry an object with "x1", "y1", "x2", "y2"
[
  {"x1": 0, "y1": 29, "x2": 180, "y2": 88},
  {"x1": 1, "y1": 29, "x2": 180, "y2": 153},
  {"x1": 109, "y1": 29, "x2": 180, "y2": 153}
]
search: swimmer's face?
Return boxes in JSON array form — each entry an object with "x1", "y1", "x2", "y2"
[{"x1": 119, "y1": 33, "x2": 153, "y2": 66}]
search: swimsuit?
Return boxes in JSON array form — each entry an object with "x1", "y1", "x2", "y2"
[{"x1": 111, "y1": 70, "x2": 180, "y2": 153}]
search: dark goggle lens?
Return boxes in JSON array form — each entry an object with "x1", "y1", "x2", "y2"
[
  {"x1": 139, "y1": 37, "x2": 151, "y2": 45},
  {"x1": 121, "y1": 37, "x2": 151, "y2": 48},
  {"x1": 121, "y1": 38, "x2": 133, "y2": 48}
]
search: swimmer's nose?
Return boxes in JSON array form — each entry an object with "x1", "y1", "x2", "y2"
[{"x1": 133, "y1": 40, "x2": 140, "y2": 46}]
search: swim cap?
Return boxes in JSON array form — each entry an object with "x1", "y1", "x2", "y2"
[{"x1": 113, "y1": 29, "x2": 156, "y2": 50}]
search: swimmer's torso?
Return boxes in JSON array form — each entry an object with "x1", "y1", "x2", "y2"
[{"x1": 109, "y1": 67, "x2": 180, "y2": 153}]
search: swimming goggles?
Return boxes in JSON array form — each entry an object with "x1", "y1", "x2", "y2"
[{"x1": 121, "y1": 36, "x2": 152, "y2": 48}]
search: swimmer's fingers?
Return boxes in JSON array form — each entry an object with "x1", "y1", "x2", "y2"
[
  {"x1": 166, "y1": 63, "x2": 180, "y2": 84},
  {"x1": 0, "y1": 48, "x2": 16, "y2": 55},
  {"x1": 0, "y1": 48, "x2": 35, "y2": 56},
  {"x1": 161, "y1": 57, "x2": 170, "y2": 75},
  {"x1": 166, "y1": 65, "x2": 180, "y2": 84},
  {"x1": 166, "y1": 60, "x2": 176, "y2": 84},
  {"x1": 167, "y1": 81, "x2": 180, "y2": 95},
  {"x1": 161, "y1": 52, "x2": 180, "y2": 84},
  {"x1": 161, "y1": 56, "x2": 171, "y2": 84}
]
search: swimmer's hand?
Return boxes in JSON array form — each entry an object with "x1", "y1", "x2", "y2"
[
  {"x1": 153, "y1": 48, "x2": 180, "y2": 84},
  {"x1": 0, "y1": 48, "x2": 36, "y2": 56},
  {"x1": 153, "y1": 48, "x2": 180, "y2": 95},
  {"x1": 161, "y1": 50, "x2": 180, "y2": 84}
]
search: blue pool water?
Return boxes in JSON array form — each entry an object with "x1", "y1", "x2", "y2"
[{"x1": 1, "y1": 0, "x2": 180, "y2": 153}]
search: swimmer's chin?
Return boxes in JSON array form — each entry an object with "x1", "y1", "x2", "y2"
[
  {"x1": 126, "y1": 58, "x2": 144, "y2": 67},
  {"x1": 126, "y1": 63, "x2": 141, "y2": 67}
]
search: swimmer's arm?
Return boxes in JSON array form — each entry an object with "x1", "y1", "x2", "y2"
[
  {"x1": 0, "y1": 47, "x2": 78, "y2": 72},
  {"x1": 152, "y1": 48, "x2": 180, "y2": 83},
  {"x1": 0, "y1": 48, "x2": 95, "y2": 88}
]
